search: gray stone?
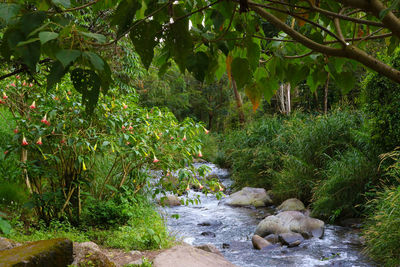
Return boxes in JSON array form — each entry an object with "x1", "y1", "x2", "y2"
[
  {"x1": 255, "y1": 211, "x2": 324, "y2": 239},
  {"x1": 264, "y1": 234, "x2": 279, "y2": 244},
  {"x1": 158, "y1": 195, "x2": 181, "y2": 206},
  {"x1": 277, "y1": 198, "x2": 305, "y2": 211},
  {"x1": 278, "y1": 232, "x2": 304, "y2": 247},
  {"x1": 153, "y1": 245, "x2": 238, "y2": 267},
  {"x1": 0, "y1": 237, "x2": 20, "y2": 252},
  {"x1": 226, "y1": 187, "x2": 272, "y2": 207},
  {"x1": 73, "y1": 241, "x2": 115, "y2": 267}
]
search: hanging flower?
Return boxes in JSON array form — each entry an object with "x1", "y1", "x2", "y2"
[
  {"x1": 146, "y1": 113, "x2": 149, "y2": 119},
  {"x1": 4, "y1": 150, "x2": 8, "y2": 155},
  {"x1": 29, "y1": 101, "x2": 36, "y2": 109},
  {"x1": 122, "y1": 125, "x2": 126, "y2": 130},
  {"x1": 82, "y1": 161, "x2": 87, "y2": 171},
  {"x1": 41, "y1": 114, "x2": 50, "y2": 125},
  {"x1": 22, "y1": 136, "x2": 28, "y2": 146},
  {"x1": 29, "y1": 83, "x2": 33, "y2": 87},
  {"x1": 60, "y1": 139, "x2": 65, "y2": 144},
  {"x1": 170, "y1": 136, "x2": 174, "y2": 140},
  {"x1": 153, "y1": 156, "x2": 159, "y2": 163},
  {"x1": 205, "y1": 129, "x2": 210, "y2": 134},
  {"x1": 199, "y1": 184, "x2": 204, "y2": 190},
  {"x1": 218, "y1": 184, "x2": 224, "y2": 191},
  {"x1": 2, "y1": 92, "x2": 8, "y2": 99},
  {"x1": 128, "y1": 125, "x2": 133, "y2": 130},
  {"x1": 166, "y1": 171, "x2": 170, "y2": 177},
  {"x1": 16, "y1": 75, "x2": 20, "y2": 79},
  {"x1": 198, "y1": 151, "x2": 203, "y2": 157},
  {"x1": 22, "y1": 81, "x2": 27, "y2": 86},
  {"x1": 182, "y1": 135, "x2": 187, "y2": 141},
  {"x1": 186, "y1": 184, "x2": 190, "y2": 191},
  {"x1": 36, "y1": 137, "x2": 42, "y2": 145},
  {"x1": 123, "y1": 103, "x2": 128, "y2": 109},
  {"x1": 0, "y1": 100, "x2": 3, "y2": 104},
  {"x1": 13, "y1": 128, "x2": 19, "y2": 134},
  {"x1": 10, "y1": 83, "x2": 16, "y2": 87},
  {"x1": 126, "y1": 141, "x2": 131, "y2": 145}
]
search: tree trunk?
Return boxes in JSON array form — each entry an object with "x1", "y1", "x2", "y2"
[
  {"x1": 277, "y1": 83, "x2": 291, "y2": 115},
  {"x1": 231, "y1": 77, "x2": 245, "y2": 124},
  {"x1": 21, "y1": 148, "x2": 32, "y2": 194},
  {"x1": 324, "y1": 73, "x2": 330, "y2": 114}
]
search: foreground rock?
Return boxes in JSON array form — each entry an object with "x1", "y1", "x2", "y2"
[
  {"x1": 0, "y1": 238, "x2": 73, "y2": 266},
  {"x1": 195, "y1": 244, "x2": 224, "y2": 257},
  {"x1": 255, "y1": 211, "x2": 324, "y2": 239},
  {"x1": 226, "y1": 187, "x2": 272, "y2": 207},
  {"x1": 0, "y1": 237, "x2": 20, "y2": 251},
  {"x1": 73, "y1": 241, "x2": 115, "y2": 267},
  {"x1": 251, "y1": 235, "x2": 272, "y2": 250},
  {"x1": 153, "y1": 245, "x2": 238, "y2": 267},
  {"x1": 277, "y1": 198, "x2": 305, "y2": 211},
  {"x1": 158, "y1": 195, "x2": 181, "y2": 206}
]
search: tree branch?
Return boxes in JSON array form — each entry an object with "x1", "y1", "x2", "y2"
[{"x1": 0, "y1": 59, "x2": 52, "y2": 81}]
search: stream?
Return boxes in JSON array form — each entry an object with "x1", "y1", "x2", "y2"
[{"x1": 161, "y1": 163, "x2": 376, "y2": 267}]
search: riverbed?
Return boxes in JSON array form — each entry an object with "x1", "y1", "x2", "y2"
[{"x1": 162, "y1": 163, "x2": 375, "y2": 267}]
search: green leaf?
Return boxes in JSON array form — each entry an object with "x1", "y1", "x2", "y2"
[
  {"x1": 20, "y1": 12, "x2": 47, "y2": 36},
  {"x1": 47, "y1": 61, "x2": 67, "y2": 91},
  {"x1": 56, "y1": 49, "x2": 81, "y2": 68},
  {"x1": 16, "y1": 38, "x2": 40, "y2": 47},
  {"x1": 80, "y1": 31, "x2": 106, "y2": 44},
  {"x1": 246, "y1": 40, "x2": 260, "y2": 71},
  {"x1": 16, "y1": 41, "x2": 41, "y2": 71},
  {"x1": 52, "y1": 0, "x2": 71, "y2": 8},
  {"x1": 70, "y1": 68, "x2": 101, "y2": 115},
  {"x1": 261, "y1": 77, "x2": 278, "y2": 103},
  {"x1": 379, "y1": 0, "x2": 400, "y2": 18},
  {"x1": 307, "y1": 68, "x2": 327, "y2": 93},
  {"x1": 333, "y1": 71, "x2": 355, "y2": 94},
  {"x1": 0, "y1": 217, "x2": 12, "y2": 235},
  {"x1": 83, "y1": 52, "x2": 104, "y2": 71},
  {"x1": 39, "y1": 31, "x2": 59, "y2": 44},
  {"x1": 111, "y1": 0, "x2": 141, "y2": 35},
  {"x1": 231, "y1": 57, "x2": 252, "y2": 89},
  {"x1": 287, "y1": 64, "x2": 309, "y2": 85},
  {"x1": 186, "y1": 52, "x2": 210, "y2": 82},
  {"x1": 0, "y1": 3, "x2": 20, "y2": 25},
  {"x1": 129, "y1": 20, "x2": 161, "y2": 70}
]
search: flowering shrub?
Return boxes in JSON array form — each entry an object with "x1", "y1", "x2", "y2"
[{"x1": 1, "y1": 77, "x2": 215, "y2": 224}]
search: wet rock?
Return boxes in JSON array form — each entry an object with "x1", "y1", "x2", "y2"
[
  {"x1": 158, "y1": 195, "x2": 181, "y2": 206},
  {"x1": 195, "y1": 244, "x2": 224, "y2": 257},
  {"x1": 255, "y1": 211, "x2": 324, "y2": 239},
  {"x1": 339, "y1": 218, "x2": 363, "y2": 228},
  {"x1": 226, "y1": 187, "x2": 272, "y2": 207},
  {"x1": 153, "y1": 245, "x2": 238, "y2": 267},
  {"x1": 252, "y1": 235, "x2": 272, "y2": 250},
  {"x1": 0, "y1": 237, "x2": 20, "y2": 251},
  {"x1": 0, "y1": 238, "x2": 73, "y2": 266},
  {"x1": 198, "y1": 220, "x2": 222, "y2": 227},
  {"x1": 73, "y1": 241, "x2": 115, "y2": 267},
  {"x1": 277, "y1": 198, "x2": 305, "y2": 212},
  {"x1": 222, "y1": 243, "x2": 230, "y2": 249},
  {"x1": 201, "y1": 231, "x2": 216, "y2": 237},
  {"x1": 264, "y1": 234, "x2": 279, "y2": 244},
  {"x1": 278, "y1": 232, "x2": 304, "y2": 247}
]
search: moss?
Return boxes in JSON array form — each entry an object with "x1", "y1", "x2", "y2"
[{"x1": 0, "y1": 238, "x2": 73, "y2": 266}]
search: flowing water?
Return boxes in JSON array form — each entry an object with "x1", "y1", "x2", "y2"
[{"x1": 161, "y1": 163, "x2": 375, "y2": 267}]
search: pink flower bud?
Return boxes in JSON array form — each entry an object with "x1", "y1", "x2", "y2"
[
  {"x1": 126, "y1": 141, "x2": 131, "y2": 145},
  {"x1": 166, "y1": 172, "x2": 170, "y2": 177},
  {"x1": 205, "y1": 129, "x2": 210, "y2": 134},
  {"x1": 128, "y1": 126, "x2": 133, "y2": 130},
  {"x1": 4, "y1": 150, "x2": 8, "y2": 155},
  {"x1": 122, "y1": 125, "x2": 126, "y2": 130},
  {"x1": 123, "y1": 103, "x2": 128, "y2": 109},
  {"x1": 0, "y1": 100, "x2": 3, "y2": 104},
  {"x1": 182, "y1": 135, "x2": 187, "y2": 141},
  {"x1": 23, "y1": 81, "x2": 27, "y2": 86},
  {"x1": 13, "y1": 128, "x2": 19, "y2": 134},
  {"x1": 153, "y1": 156, "x2": 159, "y2": 163},
  {"x1": 186, "y1": 185, "x2": 190, "y2": 191},
  {"x1": 36, "y1": 137, "x2": 42, "y2": 145},
  {"x1": 170, "y1": 136, "x2": 174, "y2": 140},
  {"x1": 146, "y1": 113, "x2": 149, "y2": 119},
  {"x1": 10, "y1": 83, "x2": 16, "y2": 87},
  {"x1": 199, "y1": 185, "x2": 204, "y2": 190},
  {"x1": 198, "y1": 151, "x2": 203, "y2": 157},
  {"x1": 2, "y1": 92, "x2": 8, "y2": 99},
  {"x1": 29, "y1": 101, "x2": 36, "y2": 109},
  {"x1": 29, "y1": 83, "x2": 33, "y2": 87},
  {"x1": 16, "y1": 75, "x2": 20, "y2": 79},
  {"x1": 22, "y1": 137, "x2": 28, "y2": 146}
]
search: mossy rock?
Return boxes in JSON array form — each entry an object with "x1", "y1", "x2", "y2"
[{"x1": 0, "y1": 238, "x2": 73, "y2": 267}]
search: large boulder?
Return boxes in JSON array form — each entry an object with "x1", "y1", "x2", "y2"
[
  {"x1": 225, "y1": 187, "x2": 272, "y2": 207},
  {"x1": 195, "y1": 244, "x2": 224, "y2": 257},
  {"x1": 0, "y1": 238, "x2": 73, "y2": 266},
  {"x1": 255, "y1": 211, "x2": 324, "y2": 238},
  {"x1": 73, "y1": 241, "x2": 115, "y2": 267},
  {"x1": 277, "y1": 198, "x2": 305, "y2": 211},
  {"x1": 153, "y1": 245, "x2": 238, "y2": 267},
  {"x1": 158, "y1": 195, "x2": 181, "y2": 206},
  {"x1": 251, "y1": 235, "x2": 272, "y2": 250}
]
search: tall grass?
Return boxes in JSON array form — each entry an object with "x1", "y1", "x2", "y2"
[{"x1": 217, "y1": 109, "x2": 378, "y2": 219}]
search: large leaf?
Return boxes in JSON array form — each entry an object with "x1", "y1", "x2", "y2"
[
  {"x1": 130, "y1": 20, "x2": 161, "y2": 70},
  {"x1": 231, "y1": 57, "x2": 252, "y2": 89},
  {"x1": 83, "y1": 51, "x2": 104, "y2": 71},
  {"x1": 332, "y1": 71, "x2": 356, "y2": 94},
  {"x1": 245, "y1": 82, "x2": 262, "y2": 111},
  {"x1": 0, "y1": 3, "x2": 20, "y2": 25},
  {"x1": 39, "y1": 31, "x2": 59, "y2": 44},
  {"x1": 165, "y1": 5, "x2": 193, "y2": 73},
  {"x1": 52, "y1": 0, "x2": 71, "y2": 8},
  {"x1": 186, "y1": 52, "x2": 210, "y2": 82},
  {"x1": 111, "y1": 0, "x2": 141, "y2": 36},
  {"x1": 16, "y1": 41, "x2": 41, "y2": 71},
  {"x1": 80, "y1": 32, "x2": 106, "y2": 44},
  {"x1": 246, "y1": 40, "x2": 260, "y2": 71},
  {"x1": 307, "y1": 68, "x2": 327, "y2": 93},
  {"x1": 46, "y1": 60, "x2": 68, "y2": 91},
  {"x1": 19, "y1": 12, "x2": 46, "y2": 36},
  {"x1": 56, "y1": 49, "x2": 81, "y2": 68},
  {"x1": 70, "y1": 68, "x2": 101, "y2": 115}
]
